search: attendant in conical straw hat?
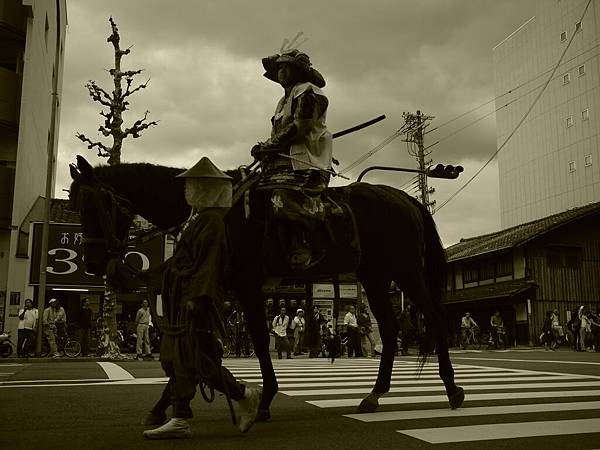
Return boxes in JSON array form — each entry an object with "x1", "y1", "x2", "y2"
[
  {"x1": 251, "y1": 38, "x2": 333, "y2": 271},
  {"x1": 143, "y1": 156, "x2": 261, "y2": 440}
]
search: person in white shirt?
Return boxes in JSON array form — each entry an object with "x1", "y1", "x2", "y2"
[
  {"x1": 135, "y1": 299, "x2": 152, "y2": 360},
  {"x1": 343, "y1": 305, "x2": 360, "y2": 357},
  {"x1": 272, "y1": 307, "x2": 292, "y2": 359},
  {"x1": 17, "y1": 299, "x2": 38, "y2": 357},
  {"x1": 291, "y1": 309, "x2": 305, "y2": 355}
]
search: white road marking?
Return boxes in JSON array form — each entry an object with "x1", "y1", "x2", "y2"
[
  {"x1": 345, "y1": 400, "x2": 600, "y2": 422},
  {"x1": 96, "y1": 362, "x2": 134, "y2": 380},
  {"x1": 307, "y1": 389, "x2": 600, "y2": 408},
  {"x1": 284, "y1": 380, "x2": 600, "y2": 396},
  {"x1": 0, "y1": 377, "x2": 168, "y2": 388},
  {"x1": 400, "y1": 418, "x2": 600, "y2": 443},
  {"x1": 451, "y1": 356, "x2": 600, "y2": 366},
  {"x1": 276, "y1": 375, "x2": 582, "y2": 388}
]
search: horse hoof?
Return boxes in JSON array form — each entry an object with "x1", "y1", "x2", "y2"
[
  {"x1": 449, "y1": 386, "x2": 464, "y2": 410},
  {"x1": 256, "y1": 409, "x2": 271, "y2": 423},
  {"x1": 357, "y1": 393, "x2": 380, "y2": 413}
]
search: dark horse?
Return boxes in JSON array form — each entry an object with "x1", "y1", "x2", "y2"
[{"x1": 68, "y1": 155, "x2": 464, "y2": 420}]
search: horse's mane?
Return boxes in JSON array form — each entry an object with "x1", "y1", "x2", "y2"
[{"x1": 91, "y1": 162, "x2": 246, "y2": 229}]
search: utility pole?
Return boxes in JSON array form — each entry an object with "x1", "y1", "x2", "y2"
[{"x1": 403, "y1": 110, "x2": 435, "y2": 212}]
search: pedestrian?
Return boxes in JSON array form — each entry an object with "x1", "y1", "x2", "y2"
[
  {"x1": 579, "y1": 306, "x2": 592, "y2": 351},
  {"x1": 541, "y1": 311, "x2": 556, "y2": 351},
  {"x1": 343, "y1": 305, "x2": 361, "y2": 357},
  {"x1": 308, "y1": 305, "x2": 326, "y2": 358},
  {"x1": 79, "y1": 298, "x2": 93, "y2": 356},
  {"x1": 43, "y1": 298, "x2": 66, "y2": 358},
  {"x1": 135, "y1": 299, "x2": 152, "y2": 360},
  {"x1": 590, "y1": 309, "x2": 600, "y2": 352},
  {"x1": 398, "y1": 304, "x2": 414, "y2": 356},
  {"x1": 272, "y1": 307, "x2": 292, "y2": 359},
  {"x1": 291, "y1": 308, "x2": 305, "y2": 355},
  {"x1": 142, "y1": 157, "x2": 261, "y2": 440},
  {"x1": 17, "y1": 299, "x2": 37, "y2": 357},
  {"x1": 357, "y1": 305, "x2": 376, "y2": 357},
  {"x1": 551, "y1": 309, "x2": 563, "y2": 348},
  {"x1": 252, "y1": 43, "x2": 333, "y2": 271},
  {"x1": 567, "y1": 308, "x2": 582, "y2": 351}
]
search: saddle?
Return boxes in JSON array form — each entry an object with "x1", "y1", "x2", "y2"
[{"x1": 261, "y1": 187, "x2": 361, "y2": 277}]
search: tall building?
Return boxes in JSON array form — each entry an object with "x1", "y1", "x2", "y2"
[
  {"x1": 0, "y1": 0, "x2": 67, "y2": 332},
  {"x1": 493, "y1": 0, "x2": 600, "y2": 228}
]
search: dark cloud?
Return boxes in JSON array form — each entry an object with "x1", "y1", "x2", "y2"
[{"x1": 57, "y1": 0, "x2": 537, "y2": 245}]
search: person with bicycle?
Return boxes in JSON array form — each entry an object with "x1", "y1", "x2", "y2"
[
  {"x1": 490, "y1": 311, "x2": 505, "y2": 349},
  {"x1": 459, "y1": 312, "x2": 478, "y2": 349},
  {"x1": 43, "y1": 298, "x2": 66, "y2": 358}
]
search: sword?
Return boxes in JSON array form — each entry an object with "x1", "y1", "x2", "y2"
[{"x1": 275, "y1": 153, "x2": 350, "y2": 180}]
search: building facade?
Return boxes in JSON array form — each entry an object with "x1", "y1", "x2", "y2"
[
  {"x1": 444, "y1": 202, "x2": 600, "y2": 346},
  {"x1": 493, "y1": 0, "x2": 600, "y2": 228},
  {"x1": 0, "y1": 0, "x2": 67, "y2": 333}
]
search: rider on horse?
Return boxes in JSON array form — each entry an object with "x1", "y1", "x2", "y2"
[{"x1": 251, "y1": 47, "x2": 333, "y2": 271}]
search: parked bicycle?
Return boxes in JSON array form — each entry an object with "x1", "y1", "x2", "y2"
[{"x1": 222, "y1": 313, "x2": 254, "y2": 358}]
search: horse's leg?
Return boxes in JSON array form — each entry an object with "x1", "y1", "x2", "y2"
[
  {"x1": 356, "y1": 277, "x2": 397, "y2": 413},
  {"x1": 400, "y1": 271, "x2": 464, "y2": 410},
  {"x1": 433, "y1": 302, "x2": 464, "y2": 409},
  {"x1": 238, "y1": 283, "x2": 277, "y2": 422}
]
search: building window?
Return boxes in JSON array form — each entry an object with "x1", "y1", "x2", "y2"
[
  {"x1": 563, "y1": 73, "x2": 571, "y2": 84},
  {"x1": 582, "y1": 108, "x2": 589, "y2": 121},
  {"x1": 568, "y1": 160, "x2": 576, "y2": 172},
  {"x1": 578, "y1": 64, "x2": 585, "y2": 76},
  {"x1": 566, "y1": 116, "x2": 574, "y2": 127},
  {"x1": 463, "y1": 262, "x2": 478, "y2": 284},
  {"x1": 575, "y1": 21, "x2": 582, "y2": 32},
  {"x1": 560, "y1": 31, "x2": 567, "y2": 42},
  {"x1": 496, "y1": 254, "x2": 513, "y2": 277},
  {"x1": 585, "y1": 154, "x2": 592, "y2": 166}
]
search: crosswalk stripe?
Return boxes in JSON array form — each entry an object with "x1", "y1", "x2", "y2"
[
  {"x1": 399, "y1": 418, "x2": 600, "y2": 443},
  {"x1": 307, "y1": 389, "x2": 600, "y2": 408},
  {"x1": 276, "y1": 375, "x2": 582, "y2": 388},
  {"x1": 283, "y1": 380, "x2": 600, "y2": 396},
  {"x1": 345, "y1": 400, "x2": 600, "y2": 422}
]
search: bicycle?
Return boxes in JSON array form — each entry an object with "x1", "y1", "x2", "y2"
[
  {"x1": 222, "y1": 320, "x2": 254, "y2": 358},
  {"x1": 459, "y1": 326, "x2": 482, "y2": 350},
  {"x1": 38, "y1": 323, "x2": 82, "y2": 357},
  {"x1": 486, "y1": 326, "x2": 507, "y2": 350}
]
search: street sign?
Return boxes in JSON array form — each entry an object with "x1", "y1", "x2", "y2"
[{"x1": 29, "y1": 223, "x2": 164, "y2": 286}]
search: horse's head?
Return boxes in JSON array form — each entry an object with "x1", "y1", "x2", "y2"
[{"x1": 69, "y1": 155, "x2": 135, "y2": 276}]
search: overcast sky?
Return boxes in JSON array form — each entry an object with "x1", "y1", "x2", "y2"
[{"x1": 56, "y1": 0, "x2": 538, "y2": 247}]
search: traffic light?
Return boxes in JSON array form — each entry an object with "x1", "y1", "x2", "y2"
[{"x1": 426, "y1": 163, "x2": 464, "y2": 179}]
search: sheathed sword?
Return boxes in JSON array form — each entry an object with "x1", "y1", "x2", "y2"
[{"x1": 251, "y1": 114, "x2": 387, "y2": 177}]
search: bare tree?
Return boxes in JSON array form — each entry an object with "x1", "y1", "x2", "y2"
[
  {"x1": 76, "y1": 18, "x2": 158, "y2": 358},
  {"x1": 76, "y1": 17, "x2": 158, "y2": 165}
]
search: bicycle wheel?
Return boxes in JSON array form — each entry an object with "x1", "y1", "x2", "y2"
[
  {"x1": 64, "y1": 339, "x2": 81, "y2": 357},
  {"x1": 0, "y1": 344, "x2": 12, "y2": 358}
]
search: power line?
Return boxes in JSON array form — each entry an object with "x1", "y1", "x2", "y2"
[
  {"x1": 435, "y1": 0, "x2": 593, "y2": 213},
  {"x1": 425, "y1": 39, "x2": 600, "y2": 136},
  {"x1": 424, "y1": 48, "x2": 600, "y2": 152}
]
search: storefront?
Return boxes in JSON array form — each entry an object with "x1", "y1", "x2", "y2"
[{"x1": 27, "y1": 222, "x2": 165, "y2": 334}]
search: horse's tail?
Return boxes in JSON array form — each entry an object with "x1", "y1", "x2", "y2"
[{"x1": 417, "y1": 201, "x2": 447, "y2": 371}]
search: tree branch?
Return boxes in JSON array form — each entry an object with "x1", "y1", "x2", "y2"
[
  {"x1": 124, "y1": 111, "x2": 159, "y2": 138},
  {"x1": 124, "y1": 78, "x2": 150, "y2": 98},
  {"x1": 76, "y1": 133, "x2": 112, "y2": 157}
]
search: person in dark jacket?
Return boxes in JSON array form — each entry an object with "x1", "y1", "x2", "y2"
[
  {"x1": 142, "y1": 157, "x2": 261, "y2": 440},
  {"x1": 79, "y1": 298, "x2": 93, "y2": 356},
  {"x1": 542, "y1": 311, "x2": 556, "y2": 351}
]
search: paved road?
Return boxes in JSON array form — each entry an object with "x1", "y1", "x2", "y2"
[{"x1": 1, "y1": 350, "x2": 599, "y2": 449}]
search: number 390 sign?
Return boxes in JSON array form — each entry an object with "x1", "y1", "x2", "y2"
[{"x1": 29, "y1": 223, "x2": 164, "y2": 287}]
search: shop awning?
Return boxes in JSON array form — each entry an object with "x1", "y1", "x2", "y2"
[{"x1": 444, "y1": 279, "x2": 537, "y2": 304}]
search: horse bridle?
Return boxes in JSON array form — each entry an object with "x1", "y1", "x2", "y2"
[{"x1": 78, "y1": 182, "x2": 135, "y2": 258}]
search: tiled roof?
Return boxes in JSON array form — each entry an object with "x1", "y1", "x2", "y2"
[
  {"x1": 445, "y1": 279, "x2": 537, "y2": 304},
  {"x1": 445, "y1": 201, "x2": 600, "y2": 261}
]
